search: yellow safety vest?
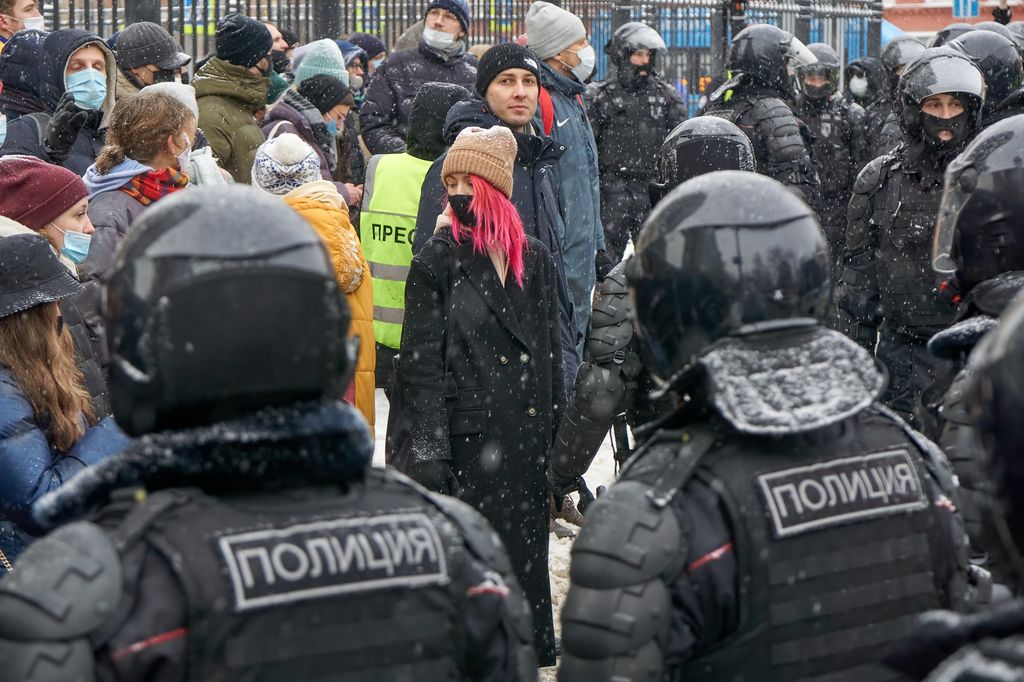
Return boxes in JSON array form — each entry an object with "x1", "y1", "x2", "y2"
[{"x1": 359, "y1": 152, "x2": 433, "y2": 349}]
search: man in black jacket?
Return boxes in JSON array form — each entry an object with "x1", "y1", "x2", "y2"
[
  {"x1": 0, "y1": 185, "x2": 537, "y2": 682},
  {"x1": 359, "y1": 0, "x2": 477, "y2": 154}
]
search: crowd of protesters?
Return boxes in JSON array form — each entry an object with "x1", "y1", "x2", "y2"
[{"x1": 5, "y1": 0, "x2": 1024, "y2": 678}]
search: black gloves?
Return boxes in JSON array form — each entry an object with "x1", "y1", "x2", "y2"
[
  {"x1": 545, "y1": 467, "x2": 596, "y2": 514},
  {"x1": 409, "y1": 459, "x2": 462, "y2": 497},
  {"x1": 45, "y1": 93, "x2": 91, "y2": 164},
  {"x1": 595, "y1": 249, "x2": 616, "y2": 281}
]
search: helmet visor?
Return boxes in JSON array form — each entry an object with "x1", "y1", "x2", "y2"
[
  {"x1": 786, "y1": 37, "x2": 818, "y2": 71},
  {"x1": 933, "y1": 174, "x2": 970, "y2": 274},
  {"x1": 617, "y1": 23, "x2": 667, "y2": 53}
]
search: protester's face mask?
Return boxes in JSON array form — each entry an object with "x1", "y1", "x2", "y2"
[
  {"x1": 561, "y1": 44, "x2": 596, "y2": 82},
  {"x1": 153, "y1": 68, "x2": 179, "y2": 84},
  {"x1": 175, "y1": 133, "x2": 191, "y2": 172},
  {"x1": 848, "y1": 75, "x2": 869, "y2": 98},
  {"x1": 271, "y1": 50, "x2": 291, "y2": 75},
  {"x1": 51, "y1": 223, "x2": 92, "y2": 264},
  {"x1": 65, "y1": 67, "x2": 107, "y2": 110},
  {"x1": 448, "y1": 194, "x2": 476, "y2": 227},
  {"x1": 326, "y1": 118, "x2": 338, "y2": 135},
  {"x1": 20, "y1": 14, "x2": 44, "y2": 30},
  {"x1": 350, "y1": 74, "x2": 364, "y2": 91},
  {"x1": 422, "y1": 26, "x2": 459, "y2": 52},
  {"x1": 370, "y1": 57, "x2": 384, "y2": 72},
  {"x1": 0, "y1": 115, "x2": 6, "y2": 147}
]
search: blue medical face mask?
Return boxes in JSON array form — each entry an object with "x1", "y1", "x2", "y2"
[
  {"x1": 51, "y1": 223, "x2": 93, "y2": 264},
  {"x1": 65, "y1": 67, "x2": 107, "y2": 110},
  {"x1": 326, "y1": 118, "x2": 338, "y2": 135},
  {"x1": 370, "y1": 57, "x2": 384, "y2": 71}
]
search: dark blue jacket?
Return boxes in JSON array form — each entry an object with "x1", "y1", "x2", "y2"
[
  {"x1": 0, "y1": 367, "x2": 128, "y2": 574},
  {"x1": 0, "y1": 29, "x2": 115, "y2": 174},
  {"x1": 0, "y1": 29, "x2": 47, "y2": 119}
]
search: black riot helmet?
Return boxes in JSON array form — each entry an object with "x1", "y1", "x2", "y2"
[
  {"x1": 933, "y1": 115, "x2": 1024, "y2": 294},
  {"x1": 882, "y1": 35, "x2": 927, "y2": 89},
  {"x1": 728, "y1": 24, "x2": 817, "y2": 97},
  {"x1": 649, "y1": 116, "x2": 755, "y2": 206},
  {"x1": 930, "y1": 22, "x2": 975, "y2": 48},
  {"x1": 1009, "y1": 21, "x2": 1024, "y2": 45},
  {"x1": 626, "y1": 170, "x2": 830, "y2": 388},
  {"x1": 797, "y1": 42, "x2": 841, "y2": 100},
  {"x1": 606, "y1": 21, "x2": 667, "y2": 86},
  {"x1": 103, "y1": 185, "x2": 354, "y2": 436},
  {"x1": 897, "y1": 47, "x2": 986, "y2": 150},
  {"x1": 951, "y1": 31, "x2": 1023, "y2": 117},
  {"x1": 964, "y1": 294, "x2": 1024, "y2": 563}
]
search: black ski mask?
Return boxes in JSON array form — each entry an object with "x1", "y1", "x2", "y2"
[
  {"x1": 271, "y1": 50, "x2": 291, "y2": 75},
  {"x1": 922, "y1": 110, "x2": 970, "y2": 149},
  {"x1": 448, "y1": 195, "x2": 477, "y2": 227}
]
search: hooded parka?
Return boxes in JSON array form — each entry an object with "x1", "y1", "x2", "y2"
[
  {"x1": 0, "y1": 29, "x2": 116, "y2": 174},
  {"x1": 193, "y1": 57, "x2": 268, "y2": 183},
  {"x1": 387, "y1": 230, "x2": 564, "y2": 666}
]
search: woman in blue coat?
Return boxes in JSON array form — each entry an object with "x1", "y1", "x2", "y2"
[{"x1": 0, "y1": 232, "x2": 128, "y2": 574}]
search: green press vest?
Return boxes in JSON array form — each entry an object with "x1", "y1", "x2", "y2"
[{"x1": 360, "y1": 152, "x2": 432, "y2": 349}]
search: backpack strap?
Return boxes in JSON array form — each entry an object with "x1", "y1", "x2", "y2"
[
  {"x1": 539, "y1": 86, "x2": 555, "y2": 136},
  {"x1": 25, "y1": 112, "x2": 51, "y2": 148},
  {"x1": 265, "y1": 120, "x2": 289, "y2": 142}
]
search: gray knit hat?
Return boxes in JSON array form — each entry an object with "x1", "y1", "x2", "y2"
[
  {"x1": 251, "y1": 133, "x2": 322, "y2": 195},
  {"x1": 525, "y1": 1, "x2": 586, "y2": 60}
]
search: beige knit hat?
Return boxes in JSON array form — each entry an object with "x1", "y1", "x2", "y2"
[{"x1": 442, "y1": 126, "x2": 517, "y2": 198}]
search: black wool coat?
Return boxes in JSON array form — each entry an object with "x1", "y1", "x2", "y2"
[{"x1": 387, "y1": 230, "x2": 563, "y2": 666}]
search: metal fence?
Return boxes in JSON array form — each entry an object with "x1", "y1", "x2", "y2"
[{"x1": 44, "y1": 0, "x2": 882, "y2": 113}]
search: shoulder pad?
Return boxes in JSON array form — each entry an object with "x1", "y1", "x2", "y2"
[
  {"x1": 853, "y1": 155, "x2": 889, "y2": 196},
  {"x1": 750, "y1": 95, "x2": 795, "y2": 118},
  {"x1": 570, "y1": 480, "x2": 684, "y2": 589},
  {"x1": 0, "y1": 521, "x2": 121, "y2": 682}
]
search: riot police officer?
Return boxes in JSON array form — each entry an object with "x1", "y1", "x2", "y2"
[
  {"x1": 921, "y1": 114, "x2": 1024, "y2": 590},
  {"x1": 546, "y1": 117, "x2": 755, "y2": 508},
  {"x1": 704, "y1": 24, "x2": 819, "y2": 197},
  {"x1": 845, "y1": 56, "x2": 891, "y2": 148},
  {"x1": 558, "y1": 170, "x2": 968, "y2": 682},
  {"x1": 0, "y1": 185, "x2": 536, "y2": 682},
  {"x1": 796, "y1": 42, "x2": 869, "y2": 260},
  {"x1": 587, "y1": 22, "x2": 686, "y2": 261},
  {"x1": 930, "y1": 22, "x2": 975, "y2": 47},
  {"x1": 838, "y1": 47, "x2": 986, "y2": 426},
  {"x1": 873, "y1": 36, "x2": 928, "y2": 157},
  {"x1": 950, "y1": 30, "x2": 1024, "y2": 127}
]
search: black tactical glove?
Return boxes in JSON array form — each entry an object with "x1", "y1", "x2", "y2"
[
  {"x1": 45, "y1": 92, "x2": 92, "y2": 164},
  {"x1": 595, "y1": 249, "x2": 616, "y2": 281},
  {"x1": 409, "y1": 460, "x2": 462, "y2": 497},
  {"x1": 546, "y1": 467, "x2": 596, "y2": 514}
]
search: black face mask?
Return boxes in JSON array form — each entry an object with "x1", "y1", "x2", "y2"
[
  {"x1": 922, "y1": 110, "x2": 970, "y2": 149},
  {"x1": 448, "y1": 194, "x2": 476, "y2": 227},
  {"x1": 256, "y1": 58, "x2": 273, "y2": 77},
  {"x1": 153, "y1": 68, "x2": 178, "y2": 84},
  {"x1": 271, "y1": 50, "x2": 291, "y2": 75}
]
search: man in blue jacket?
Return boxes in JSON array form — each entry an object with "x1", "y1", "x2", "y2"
[{"x1": 526, "y1": 1, "x2": 609, "y2": 352}]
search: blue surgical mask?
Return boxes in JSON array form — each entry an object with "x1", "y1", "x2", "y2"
[
  {"x1": 51, "y1": 223, "x2": 92, "y2": 264},
  {"x1": 370, "y1": 57, "x2": 384, "y2": 71},
  {"x1": 65, "y1": 68, "x2": 107, "y2": 110},
  {"x1": 326, "y1": 119, "x2": 338, "y2": 135},
  {"x1": 0, "y1": 115, "x2": 6, "y2": 147}
]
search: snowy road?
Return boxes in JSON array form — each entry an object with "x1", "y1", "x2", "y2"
[{"x1": 371, "y1": 388, "x2": 618, "y2": 679}]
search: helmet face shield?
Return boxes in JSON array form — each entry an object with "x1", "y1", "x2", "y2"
[
  {"x1": 933, "y1": 172, "x2": 969, "y2": 274},
  {"x1": 798, "y1": 62, "x2": 839, "y2": 98},
  {"x1": 616, "y1": 22, "x2": 667, "y2": 53},
  {"x1": 786, "y1": 37, "x2": 818, "y2": 72}
]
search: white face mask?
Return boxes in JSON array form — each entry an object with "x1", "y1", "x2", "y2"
[
  {"x1": 422, "y1": 26, "x2": 458, "y2": 51},
  {"x1": 20, "y1": 14, "x2": 45, "y2": 31},
  {"x1": 350, "y1": 74, "x2": 364, "y2": 91},
  {"x1": 849, "y1": 75, "x2": 869, "y2": 98},
  {"x1": 175, "y1": 134, "x2": 191, "y2": 173},
  {"x1": 563, "y1": 45, "x2": 596, "y2": 82}
]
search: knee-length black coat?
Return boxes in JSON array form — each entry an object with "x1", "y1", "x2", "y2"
[{"x1": 386, "y1": 230, "x2": 564, "y2": 666}]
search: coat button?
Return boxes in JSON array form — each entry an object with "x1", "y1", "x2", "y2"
[
  {"x1": 527, "y1": 407, "x2": 537, "y2": 417},
  {"x1": 519, "y1": 353, "x2": 529, "y2": 364},
  {"x1": 499, "y1": 355, "x2": 508, "y2": 365}
]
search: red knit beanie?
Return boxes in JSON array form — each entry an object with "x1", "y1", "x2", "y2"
[{"x1": 0, "y1": 156, "x2": 89, "y2": 231}]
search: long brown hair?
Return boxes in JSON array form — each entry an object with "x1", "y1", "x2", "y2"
[
  {"x1": 95, "y1": 91, "x2": 193, "y2": 174},
  {"x1": 0, "y1": 303, "x2": 95, "y2": 452}
]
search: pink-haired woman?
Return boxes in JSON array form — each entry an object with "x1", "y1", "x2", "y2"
[{"x1": 387, "y1": 125, "x2": 563, "y2": 666}]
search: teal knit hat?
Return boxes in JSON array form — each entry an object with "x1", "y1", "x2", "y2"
[{"x1": 293, "y1": 39, "x2": 348, "y2": 87}]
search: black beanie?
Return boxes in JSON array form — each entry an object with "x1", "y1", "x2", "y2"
[
  {"x1": 299, "y1": 75, "x2": 352, "y2": 113},
  {"x1": 475, "y1": 42, "x2": 542, "y2": 97},
  {"x1": 216, "y1": 12, "x2": 273, "y2": 68}
]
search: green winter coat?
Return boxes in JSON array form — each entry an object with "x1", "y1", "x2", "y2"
[{"x1": 193, "y1": 57, "x2": 268, "y2": 184}]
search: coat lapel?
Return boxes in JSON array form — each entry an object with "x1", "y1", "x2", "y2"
[{"x1": 456, "y1": 241, "x2": 533, "y2": 348}]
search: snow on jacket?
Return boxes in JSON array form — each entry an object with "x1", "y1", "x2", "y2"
[
  {"x1": 359, "y1": 42, "x2": 477, "y2": 155},
  {"x1": 0, "y1": 367, "x2": 128, "y2": 573},
  {"x1": 535, "y1": 61, "x2": 604, "y2": 347},
  {"x1": 0, "y1": 29, "x2": 116, "y2": 174},
  {"x1": 193, "y1": 57, "x2": 268, "y2": 184},
  {"x1": 284, "y1": 187, "x2": 376, "y2": 430}
]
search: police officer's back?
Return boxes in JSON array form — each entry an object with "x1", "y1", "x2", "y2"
[
  {"x1": 558, "y1": 171, "x2": 968, "y2": 681},
  {"x1": 704, "y1": 24, "x2": 819, "y2": 197},
  {"x1": 586, "y1": 22, "x2": 685, "y2": 261},
  {"x1": 0, "y1": 185, "x2": 536, "y2": 682}
]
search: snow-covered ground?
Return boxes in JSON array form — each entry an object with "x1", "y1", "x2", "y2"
[{"x1": 372, "y1": 388, "x2": 617, "y2": 679}]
